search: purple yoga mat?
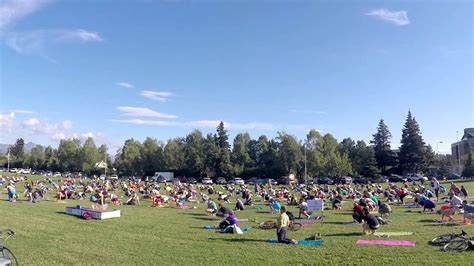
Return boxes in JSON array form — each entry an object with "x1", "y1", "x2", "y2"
[
  {"x1": 299, "y1": 221, "x2": 315, "y2": 226},
  {"x1": 356, "y1": 240, "x2": 416, "y2": 246}
]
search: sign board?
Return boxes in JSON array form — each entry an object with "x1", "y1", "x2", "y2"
[{"x1": 307, "y1": 199, "x2": 324, "y2": 212}]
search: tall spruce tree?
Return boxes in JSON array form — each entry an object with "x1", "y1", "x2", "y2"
[
  {"x1": 371, "y1": 119, "x2": 395, "y2": 173},
  {"x1": 399, "y1": 111, "x2": 425, "y2": 174},
  {"x1": 215, "y1": 121, "x2": 233, "y2": 176}
]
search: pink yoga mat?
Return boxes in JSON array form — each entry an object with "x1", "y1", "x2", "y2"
[
  {"x1": 299, "y1": 221, "x2": 315, "y2": 226},
  {"x1": 356, "y1": 240, "x2": 416, "y2": 246}
]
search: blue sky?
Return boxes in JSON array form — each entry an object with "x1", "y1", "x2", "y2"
[{"x1": 0, "y1": 0, "x2": 472, "y2": 154}]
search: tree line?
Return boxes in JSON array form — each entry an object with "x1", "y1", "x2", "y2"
[{"x1": 1, "y1": 111, "x2": 471, "y2": 179}]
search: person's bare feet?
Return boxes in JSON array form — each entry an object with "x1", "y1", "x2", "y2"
[{"x1": 291, "y1": 239, "x2": 298, "y2": 244}]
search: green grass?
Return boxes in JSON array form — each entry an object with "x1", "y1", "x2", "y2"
[{"x1": 1, "y1": 176, "x2": 474, "y2": 265}]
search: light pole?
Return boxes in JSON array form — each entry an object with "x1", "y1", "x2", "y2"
[
  {"x1": 436, "y1": 141, "x2": 443, "y2": 154},
  {"x1": 7, "y1": 146, "x2": 10, "y2": 172},
  {"x1": 304, "y1": 141, "x2": 307, "y2": 183}
]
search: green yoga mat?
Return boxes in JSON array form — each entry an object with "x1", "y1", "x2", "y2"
[{"x1": 373, "y1": 232, "x2": 414, "y2": 237}]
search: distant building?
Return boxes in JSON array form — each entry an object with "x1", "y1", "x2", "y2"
[{"x1": 452, "y1": 128, "x2": 474, "y2": 161}]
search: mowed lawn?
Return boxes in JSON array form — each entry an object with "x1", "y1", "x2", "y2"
[{"x1": 1, "y1": 178, "x2": 474, "y2": 265}]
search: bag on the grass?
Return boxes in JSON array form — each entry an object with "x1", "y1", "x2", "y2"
[{"x1": 233, "y1": 225, "x2": 243, "y2": 235}]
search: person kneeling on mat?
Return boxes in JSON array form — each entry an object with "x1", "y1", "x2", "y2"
[
  {"x1": 277, "y1": 206, "x2": 297, "y2": 244},
  {"x1": 219, "y1": 211, "x2": 239, "y2": 232}
]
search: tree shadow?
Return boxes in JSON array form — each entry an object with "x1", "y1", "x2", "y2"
[
  {"x1": 418, "y1": 219, "x2": 436, "y2": 223},
  {"x1": 324, "y1": 232, "x2": 364, "y2": 237},
  {"x1": 323, "y1": 221, "x2": 355, "y2": 225},
  {"x1": 192, "y1": 217, "x2": 221, "y2": 221}
]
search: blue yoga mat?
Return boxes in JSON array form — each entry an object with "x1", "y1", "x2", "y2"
[{"x1": 266, "y1": 239, "x2": 324, "y2": 246}]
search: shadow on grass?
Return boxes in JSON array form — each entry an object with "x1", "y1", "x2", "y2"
[
  {"x1": 55, "y1": 211, "x2": 84, "y2": 220},
  {"x1": 323, "y1": 221, "x2": 355, "y2": 225},
  {"x1": 179, "y1": 213, "x2": 207, "y2": 217},
  {"x1": 331, "y1": 212, "x2": 352, "y2": 216},
  {"x1": 423, "y1": 223, "x2": 460, "y2": 227},
  {"x1": 208, "y1": 237, "x2": 263, "y2": 243},
  {"x1": 192, "y1": 217, "x2": 221, "y2": 221},
  {"x1": 324, "y1": 232, "x2": 364, "y2": 237},
  {"x1": 418, "y1": 219, "x2": 436, "y2": 223}
]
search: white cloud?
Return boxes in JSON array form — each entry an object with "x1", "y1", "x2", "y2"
[
  {"x1": 4, "y1": 29, "x2": 103, "y2": 54},
  {"x1": 289, "y1": 110, "x2": 327, "y2": 115},
  {"x1": 0, "y1": 0, "x2": 48, "y2": 31},
  {"x1": 140, "y1": 90, "x2": 174, "y2": 102},
  {"x1": 366, "y1": 9, "x2": 410, "y2": 26},
  {"x1": 51, "y1": 132, "x2": 66, "y2": 142},
  {"x1": 0, "y1": 112, "x2": 15, "y2": 128},
  {"x1": 22, "y1": 118, "x2": 73, "y2": 135},
  {"x1": 11, "y1": 109, "x2": 36, "y2": 114},
  {"x1": 117, "y1": 106, "x2": 177, "y2": 119},
  {"x1": 116, "y1": 82, "x2": 134, "y2": 89},
  {"x1": 109, "y1": 119, "x2": 180, "y2": 126},
  {"x1": 109, "y1": 119, "x2": 273, "y2": 130}
]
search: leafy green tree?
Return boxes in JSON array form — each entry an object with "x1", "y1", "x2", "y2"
[
  {"x1": 164, "y1": 138, "x2": 185, "y2": 175},
  {"x1": 231, "y1": 133, "x2": 252, "y2": 176},
  {"x1": 57, "y1": 139, "x2": 82, "y2": 172},
  {"x1": 371, "y1": 119, "x2": 396, "y2": 173},
  {"x1": 116, "y1": 139, "x2": 143, "y2": 176},
  {"x1": 399, "y1": 111, "x2": 426, "y2": 174},
  {"x1": 202, "y1": 133, "x2": 219, "y2": 177},
  {"x1": 306, "y1": 130, "x2": 325, "y2": 177},
  {"x1": 28, "y1": 145, "x2": 46, "y2": 170},
  {"x1": 10, "y1": 138, "x2": 25, "y2": 159},
  {"x1": 462, "y1": 152, "x2": 474, "y2": 179},
  {"x1": 276, "y1": 132, "x2": 303, "y2": 176},
  {"x1": 81, "y1": 137, "x2": 100, "y2": 175},
  {"x1": 183, "y1": 130, "x2": 204, "y2": 177}
]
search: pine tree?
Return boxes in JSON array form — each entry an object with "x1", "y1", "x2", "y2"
[
  {"x1": 399, "y1": 111, "x2": 426, "y2": 174},
  {"x1": 371, "y1": 119, "x2": 394, "y2": 173},
  {"x1": 215, "y1": 121, "x2": 233, "y2": 176}
]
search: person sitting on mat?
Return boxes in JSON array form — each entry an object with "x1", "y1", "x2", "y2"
[
  {"x1": 298, "y1": 198, "x2": 312, "y2": 219},
  {"x1": 277, "y1": 206, "x2": 297, "y2": 244},
  {"x1": 378, "y1": 202, "x2": 392, "y2": 218},
  {"x1": 207, "y1": 199, "x2": 218, "y2": 215},
  {"x1": 219, "y1": 211, "x2": 239, "y2": 230},
  {"x1": 270, "y1": 198, "x2": 281, "y2": 214},
  {"x1": 217, "y1": 204, "x2": 232, "y2": 217},
  {"x1": 235, "y1": 198, "x2": 244, "y2": 211}
]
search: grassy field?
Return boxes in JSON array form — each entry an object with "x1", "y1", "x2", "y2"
[{"x1": 1, "y1": 176, "x2": 474, "y2": 265}]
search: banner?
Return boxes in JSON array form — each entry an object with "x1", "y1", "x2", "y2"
[{"x1": 307, "y1": 199, "x2": 324, "y2": 212}]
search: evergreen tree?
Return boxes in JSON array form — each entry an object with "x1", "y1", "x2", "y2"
[
  {"x1": 371, "y1": 119, "x2": 395, "y2": 173},
  {"x1": 399, "y1": 111, "x2": 426, "y2": 174},
  {"x1": 215, "y1": 122, "x2": 233, "y2": 177},
  {"x1": 231, "y1": 133, "x2": 252, "y2": 176}
]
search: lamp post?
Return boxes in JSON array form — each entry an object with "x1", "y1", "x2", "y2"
[
  {"x1": 436, "y1": 141, "x2": 443, "y2": 154},
  {"x1": 7, "y1": 146, "x2": 10, "y2": 172},
  {"x1": 303, "y1": 141, "x2": 307, "y2": 183}
]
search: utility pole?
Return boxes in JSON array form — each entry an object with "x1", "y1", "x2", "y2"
[
  {"x1": 104, "y1": 145, "x2": 107, "y2": 178},
  {"x1": 7, "y1": 146, "x2": 10, "y2": 172},
  {"x1": 436, "y1": 141, "x2": 443, "y2": 154}
]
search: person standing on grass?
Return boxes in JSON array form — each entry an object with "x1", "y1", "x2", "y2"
[
  {"x1": 276, "y1": 206, "x2": 297, "y2": 244},
  {"x1": 432, "y1": 178, "x2": 440, "y2": 201}
]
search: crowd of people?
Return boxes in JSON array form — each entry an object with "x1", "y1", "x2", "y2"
[{"x1": 1, "y1": 174, "x2": 472, "y2": 244}]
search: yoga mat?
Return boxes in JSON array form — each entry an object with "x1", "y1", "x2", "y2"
[
  {"x1": 205, "y1": 225, "x2": 251, "y2": 231},
  {"x1": 373, "y1": 232, "x2": 414, "y2": 237},
  {"x1": 266, "y1": 239, "x2": 324, "y2": 246},
  {"x1": 299, "y1": 221, "x2": 315, "y2": 226},
  {"x1": 237, "y1": 218, "x2": 249, "y2": 222},
  {"x1": 295, "y1": 216, "x2": 323, "y2": 220},
  {"x1": 356, "y1": 240, "x2": 416, "y2": 246}
]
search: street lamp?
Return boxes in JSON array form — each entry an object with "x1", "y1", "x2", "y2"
[
  {"x1": 436, "y1": 141, "x2": 443, "y2": 154},
  {"x1": 303, "y1": 141, "x2": 307, "y2": 183},
  {"x1": 457, "y1": 131, "x2": 461, "y2": 174}
]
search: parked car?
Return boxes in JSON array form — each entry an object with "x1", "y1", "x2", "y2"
[
  {"x1": 109, "y1": 174, "x2": 119, "y2": 180},
  {"x1": 99, "y1": 174, "x2": 106, "y2": 180},
  {"x1": 247, "y1": 177, "x2": 259, "y2": 185},
  {"x1": 9, "y1": 168, "x2": 18, "y2": 173},
  {"x1": 388, "y1": 175, "x2": 406, "y2": 183},
  {"x1": 157, "y1": 176, "x2": 167, "y2": 183},
  {"x1": 215, "y1": 177, "x2": 227, "y2": 184},
  {"x1": 188, "y1": 177, "x2": 197, "y2": 184},
  {"x1": 233, "y1": 177, "x2": 245, "y2": 185},
  {"x1": 353, "y1": 176, "x2": 370, "y2": 184},
  {"x1": 202, "y1": 177, "x2": 213, "y2": 185},
  {"x1": 54, "y1": 172, "x2": 62, "y2": 177},
  {"x1": 263, "y1": 178, "x2": 278, "y2": 185},
  {"x1": 314, "y1": 177, "x2": 333, "y2": 185},
  {"x1": 406, "y1": 174, "x2": 428, "y2": 182},
  {"x1": 46, "y1": 171, "x2": 53, "y2": 176},
  {"x1": 445, "y1": 173, "x2": 462, "y2": 180}
]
